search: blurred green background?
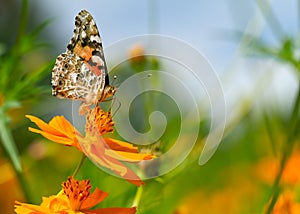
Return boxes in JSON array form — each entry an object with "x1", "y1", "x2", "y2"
[{"x1": 0, "y1": 0, "x2": 299, "y2": 213}]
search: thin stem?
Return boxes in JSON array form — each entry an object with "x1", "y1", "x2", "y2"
[
  {"x1": 72, "y1": 154, "x2": 86, "y2": 178},
  {"x1": 132, "y1": 186, "x2": 143, "y2": 207},
  {"x1": 16, "y1": 0, "x2": 28, "y2": 46},
  {"x1": 7, "y1": 135, "x2": 32, "y2": 201},
  {"x1": 15, "y1": 170, "x2": 31, "y2": 201},
  {"x1": 265, "y1": 81, "x2": 300, "y2": 213},
  {"x1": 263, "y1": 112, "x2": 278, "y2": 157},
  {"x1": 0, "y1": 108, "x2": 31, "y2": 201},
  {"x1": 0, "y1": 111, "x2": 21, "y2": 172}
]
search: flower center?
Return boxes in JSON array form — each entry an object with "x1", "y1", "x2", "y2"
[
  {"x1": 85, "y1": 106, "x2": 114, "y2": 136},
  {"x1": 62, "y1": 176, "x2": 91, "y2": 211}
]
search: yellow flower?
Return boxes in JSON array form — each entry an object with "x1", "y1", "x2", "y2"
[
  {"x1": 15, "y1": 176, "x2": 136, "y2": 214},
  {"x1": 26, "y1": 107, "x2": 155, "y2": 186}
]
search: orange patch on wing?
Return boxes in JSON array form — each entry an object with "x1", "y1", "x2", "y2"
[
  {"x1": 73, "y1": 43, "x2": 102, "y2": 76},
  {"x1": 73, "y1": 43, "x2": 93, "y2": 61},
  {"x1": 85, "y1": 62, "x2": 102, "y2": 76}
]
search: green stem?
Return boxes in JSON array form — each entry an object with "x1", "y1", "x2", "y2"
[
  {"x1": 132, "y1": 186, "x2": 143, "y2": 207},
  {"x1": 15, "y1": 170, "x2": 31, "y2": 202},
  {"x1": 72, "y1": 154, "x2": 86, "y2": 178},
  {"x1": 0, "y1": 111, "x2": 21, "y2": 172},
  {"x1": 0, "y1": 108, "x2": 31, "y2": 201},
  {"x1": 265, "y1": 81, "x2": 300, "y2": 214},
  {"x1": 263, "y1": 112, "x2": 278, "y2": 157},
  {"x1": 16, "y1": 0, "x2": 28, "y2": 47}
]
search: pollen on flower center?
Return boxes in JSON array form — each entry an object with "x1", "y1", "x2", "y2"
[
  {"x1": 86, "y1": 106, "x2": 114, "y2": 135},
  {"x1": 62, "y1": 176, "x2": 91, "y2": 210}
]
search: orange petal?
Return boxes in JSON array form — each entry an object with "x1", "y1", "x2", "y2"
[
  {"x1": 87, "y1": 143, "x2": 128, "y2": 176},
  {"x1": 80, "y1": 188, "x2": 108, "y2": 210},
  {"x1": 26, "y1": 115, "x2": 64, "y2": 136},
  {"x1": 15, "y1": 201, "x2": 49, "y2": 213},
  {"x1": 105, "y1": 150, "x2": 155, "y2": 162},
  {"x1": 26, "y1": 115, "x2": 82, "y2": 151},
  {"x1": 28, "y1": 127, "x2": 74, "y2": 146},
  {"x1": 49, "y1": 116, "x2": 76, "y2": 139},
  {"x1": 46, "y1": 195, "x2": 70, "y2": 212},
  {"x1": 26, "y1": 115, "x2": 80, "y2": 139},
  {"x1": 104, "y1": 138, "x2": 138, "y2": 153},
  {"x1": 89, "y1": 143, "x2": 144, "y2": 186}
]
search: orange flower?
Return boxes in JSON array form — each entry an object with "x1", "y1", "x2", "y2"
[
  {"x1": 26, "y1": 107, "x2": 155, "y2": 186},
  {"x1": 266, "y1": 190, "x2": 300, "y2": 214},
  {"x1": 85, "y1": 107, "x2": 114, "y2": 136},
  {"x1": 26, "y1": 115, "x2": 82, "y2": 151},
  {"x1": 15, "y1": 176, "x2": 136, "y2": 214},
  {"x1": 129, "y1": 44, "x2": 145, "y2": 63},
  {"x1": 255, "y1": 149, "x2": 300, "y2": 185}
]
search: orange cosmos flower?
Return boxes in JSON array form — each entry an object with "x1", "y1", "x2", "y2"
[
  {"x1": 265, "y1": 190, "x2": 300, "y2": 214},
  {"x1": 26, "y1": 115, "x2": 82, "y2": 151},
  {"x1": 255, "y1": 149, "x2": 300, "y2": 185},
  {"x1": 15, "y1": 176, "x2": 136, "y2": 214},
  {"x1": 26, "y1": 107, "x2": 155, "y2": 186}
]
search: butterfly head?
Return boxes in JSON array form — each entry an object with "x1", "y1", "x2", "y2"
[{"x1": 101, "y1": 85, "x2": 117, "y2": 101}]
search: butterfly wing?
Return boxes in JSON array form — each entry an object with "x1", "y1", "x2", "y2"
[{"x1": 52, "y1": 10, "x2": 108, "y2": 104}]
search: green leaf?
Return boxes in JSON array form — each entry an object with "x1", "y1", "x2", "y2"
[
  {"x1": 278, "y1": 38, "x2": 293, "y2": 61},
  {"x1": 3, "y1": 100, "x2": 21, "y2": 110},
  {"x1": 10, "y1": 61, "x2": 52, "y2": 100},
  {"x1": 29, "y1": 18, "x2": 53, "y2": 39},
  {"x1": 0, "y1": 106, "x2": 22, "y2": 172}
]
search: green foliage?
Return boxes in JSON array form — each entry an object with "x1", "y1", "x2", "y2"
[
  {"x1": 4, "y1": 1, "x2": 300, "y2": 214},
  {"x1": 0, "y1": 19, "x2": 52, "y2": 101},
  {"x1": 0, "y1": 0, "x2": 52, "y2": 202},
  {"x1": 253, "y1": 37, "x2": 300, "y2": 72}
]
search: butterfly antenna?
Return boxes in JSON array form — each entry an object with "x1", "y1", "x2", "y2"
[
  {"x1": 111, "y1": 98, "x2": 121, "y2": 118},
  {"x1": 112, "y1": 75, "x2": 123, "y2": 89},
  {"x1": 111, "y1": 75, "x2": 117, "y2": 86}
]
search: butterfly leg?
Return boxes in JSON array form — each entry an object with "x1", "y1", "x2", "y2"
[{"x1": 79, "y1": 102, "x2": 91, "y2": 115}]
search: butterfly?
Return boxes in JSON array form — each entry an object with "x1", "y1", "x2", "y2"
[{"x1": 51, "y1": 10, "x2": 116, "y2": 114}]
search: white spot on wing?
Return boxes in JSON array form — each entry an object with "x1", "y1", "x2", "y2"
[
  {"x1": 81, "y1": 31, "x2": 87, "y2": 38},
  {"x1": 90, "y1": 35, "x2": 101, "y2": 43},
  {"x1": 70, "y1": 73, "x2": 77, "y2": 82},
  {"x1": 91, "y1": 55, "x2": 104, "y2": 65}
]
